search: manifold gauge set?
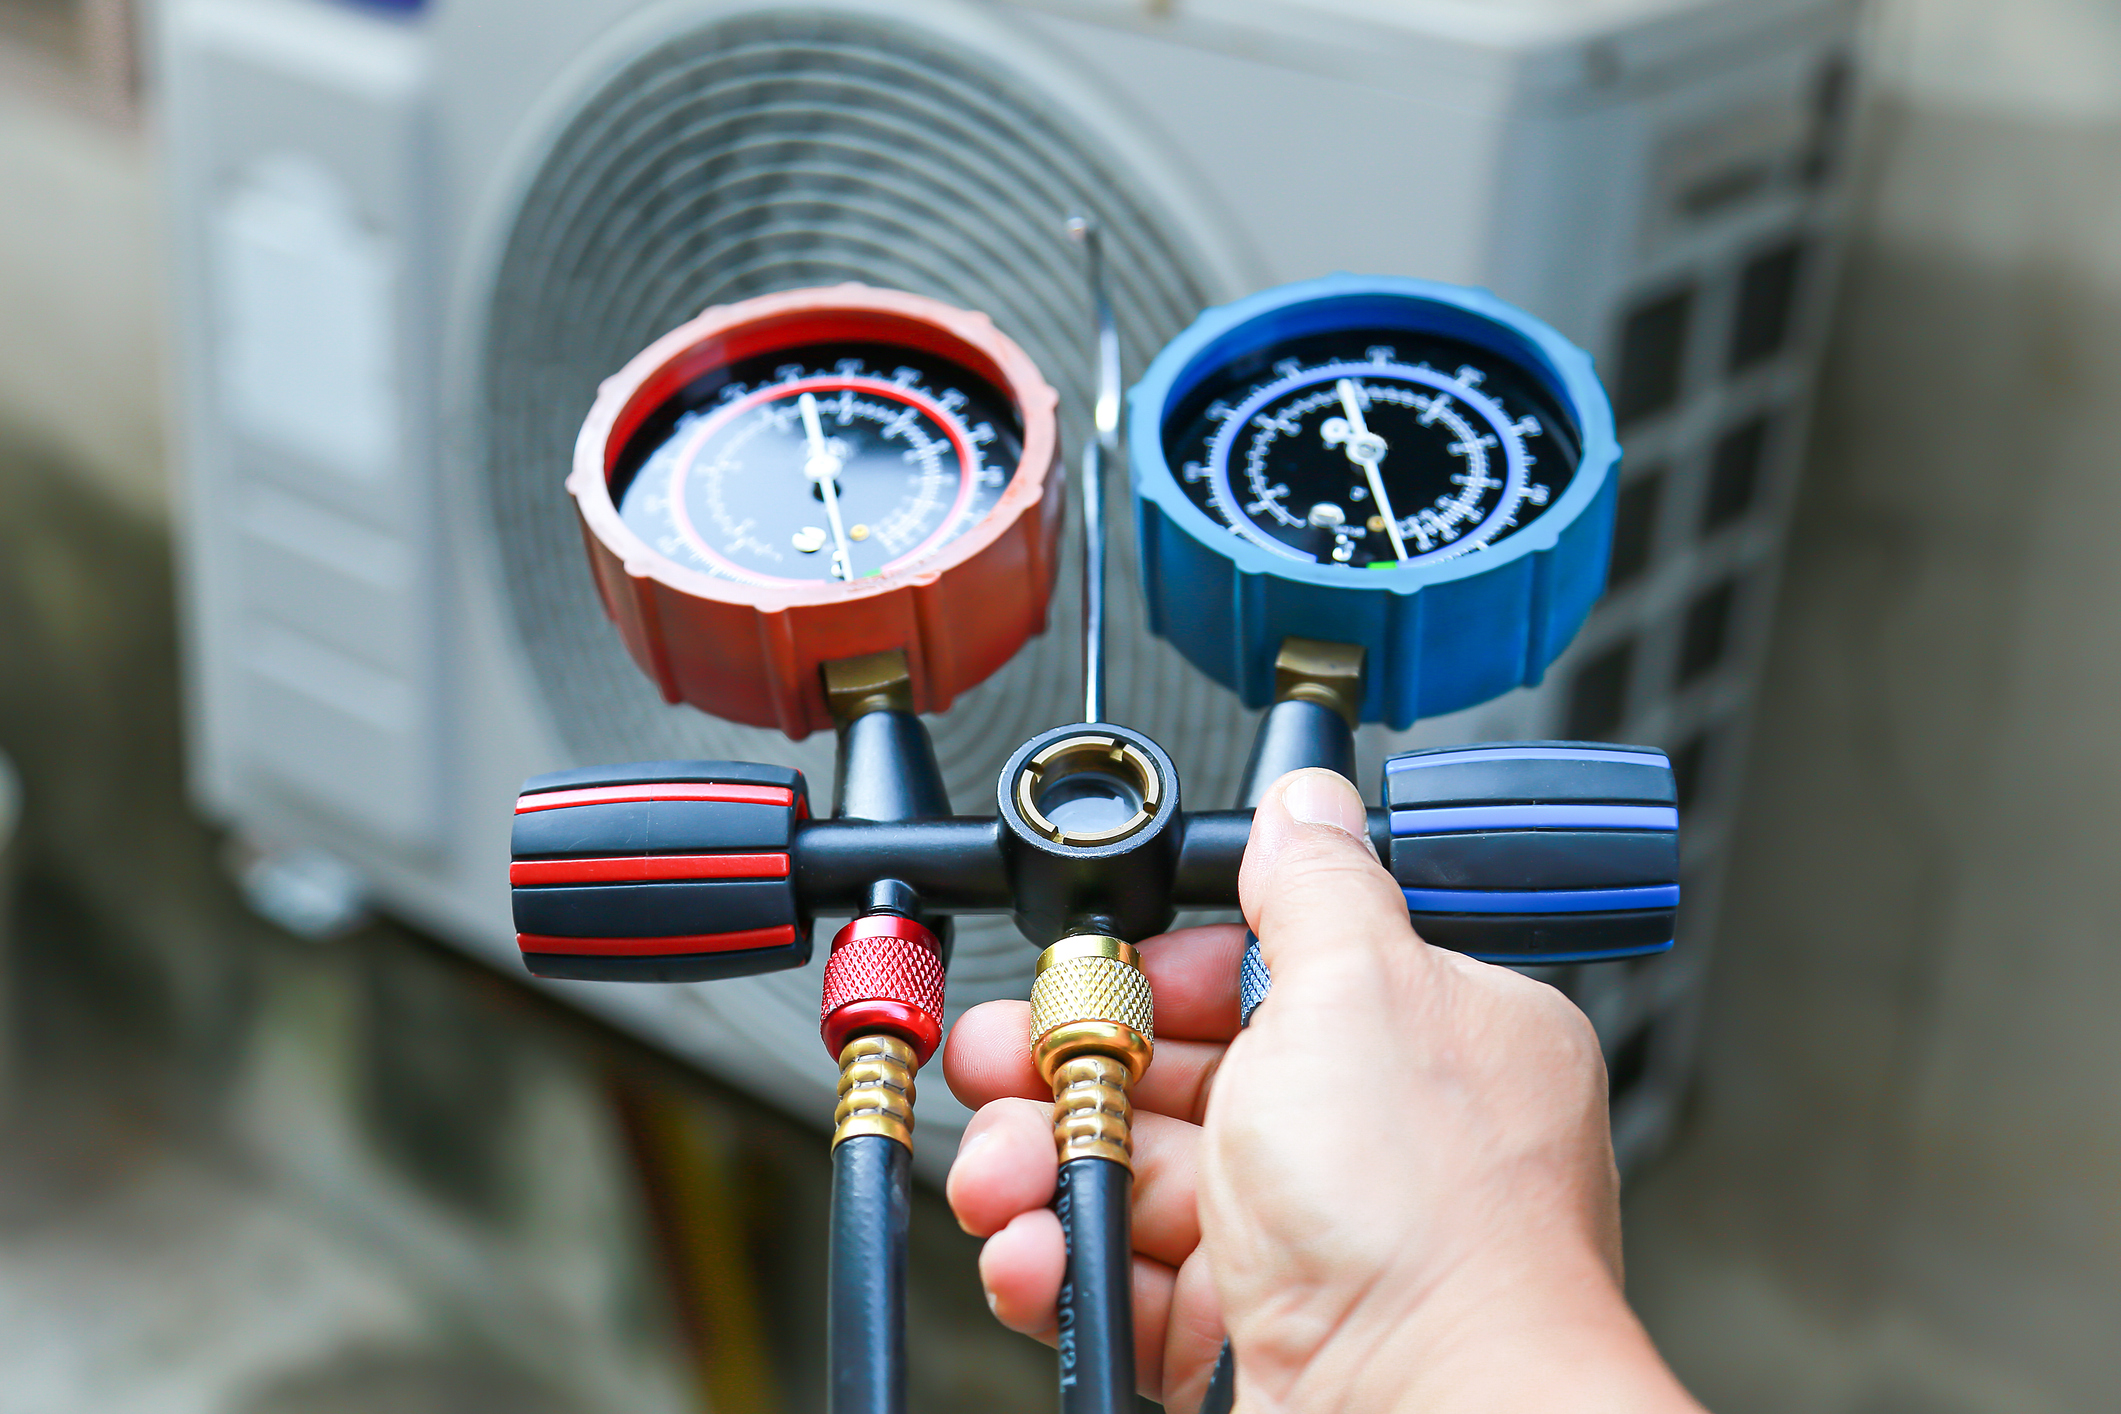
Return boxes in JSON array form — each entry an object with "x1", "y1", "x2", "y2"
[{"x1": 510, "y1": 247, "x2": 1679, "y2": 1414}]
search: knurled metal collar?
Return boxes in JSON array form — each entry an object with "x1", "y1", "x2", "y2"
[
  {"x1": 1029, "y1": 933, "x2": 1153, "y2": 1084},
  {"x1": 1036, "y1": 933, "x2": 1142, "y2": 973},
  {"x1": 819, "y1": 912, "x2": 946, "y2": 1064}
]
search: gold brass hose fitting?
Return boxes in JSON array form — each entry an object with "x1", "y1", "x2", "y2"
[
  {"x1": 833, "y1": 1033, "x2": 917, "y2": 1149},
  {"x1": 1274, "y1": 637, "x2": 1365, "y2": 727},
  {"x1": 822, "y1": 648, "x2": 916, "y2": 724},
  {"x1": 1029, "y1": 934, "x2": 1154, "y2": 1168}
]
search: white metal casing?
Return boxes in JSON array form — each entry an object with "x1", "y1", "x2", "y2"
[{"x1": 157, "y1": 0, "x2": 1865, "y2": 1174}]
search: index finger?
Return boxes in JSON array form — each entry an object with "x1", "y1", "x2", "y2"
[
  {"x1": 940, "y1": 923, "x2": 1246, "y2": 1119},
  {"x1": 1136, "y1": 922, "x2": 1247, "y2": 1043}
]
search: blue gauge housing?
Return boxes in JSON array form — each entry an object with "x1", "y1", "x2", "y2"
[{"x1": 1129, "y1": 274, "x2": 1621, "y2": 728}]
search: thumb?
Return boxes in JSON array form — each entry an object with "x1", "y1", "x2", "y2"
[{"x1": 1239, "y1": 769, "x2": 1419, "y2": 982}]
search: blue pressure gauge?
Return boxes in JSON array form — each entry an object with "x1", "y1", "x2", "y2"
[{"x1": 1129, "y1": 274, "x2": 1620, "y2": 727}]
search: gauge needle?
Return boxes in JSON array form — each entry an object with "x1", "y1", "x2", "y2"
[
  {"x1": 1335, "y1": 378, "x2": 1408, "y2": 563},
  {"x1": 799, "y1": 392, "x2": 854, "y2": 581}
]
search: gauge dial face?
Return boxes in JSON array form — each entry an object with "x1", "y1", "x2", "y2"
[
  {"x1": 611, "y1": 343, "x2": 1024, "y2": 586},
  {"x1": 1161, "y1": 328, "x2": 1582, "y2": 569}
]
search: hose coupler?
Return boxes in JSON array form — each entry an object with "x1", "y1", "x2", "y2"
[
  {"x1": 834, "y1": 1033, "x2": 917, "y2": 1150},
  {"x1": 823, "y1": 912, "x2": 945, "y2": 1149},
  {"x1": 1029, "y1": 933, "x2": 1154, "y2": 1169}
]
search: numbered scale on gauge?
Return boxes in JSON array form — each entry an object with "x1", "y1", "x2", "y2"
[
  {"x1": 1161, "y1": 331, "x2": 1582, "y2": 569},
  {"x1": 1131, "y1": 274, "x2": 1621, "y2": 725},
  {"x1": 569, "y1": 284, "x2": 1062, "y2": 735},
  {"x1": 612, "y1": 350, "x2": 1024, "y2": 586}
]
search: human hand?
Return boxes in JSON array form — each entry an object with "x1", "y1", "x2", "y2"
[{"x1": 944, "y1": 768, "x2": 1702, "y2": 1413}]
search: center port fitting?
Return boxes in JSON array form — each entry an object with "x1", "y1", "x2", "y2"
[
  {"x1": 1029, "y1": 933, "x2": 1154, "y2": 1168},
  {"x1": 1013, "y1": 734, "x2": 1162, "y2": 847},
  {"x1": 996, "y1": 723, "x2": 1183, "y2": 945}
]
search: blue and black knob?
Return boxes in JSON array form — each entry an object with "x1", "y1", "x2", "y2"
[{"x1": 1384, "y1": 741, "x2": 1678, "y2": 964}]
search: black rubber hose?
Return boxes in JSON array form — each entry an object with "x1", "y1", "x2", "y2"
[
  {"x1": 1201, "y1": 696, "x2": 1359, "y2": 1414},
  {"x1": 1056, "y1": 1155, "x2": 1134, "y2": 1414},
  {"x1": 1197, "y1": 930, "x2": 1262, "y2": 1414},
  {"x1": 1198, "y1": 1342, "x2": 1236, "y2": 1414},
  {"x1": 830, "y1": 1134, "x2": 910, "y2": 1414}
]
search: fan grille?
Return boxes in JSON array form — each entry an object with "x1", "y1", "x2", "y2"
[{"x1": 481, "y1": 9, "x2": 1249, "y2": 1032}]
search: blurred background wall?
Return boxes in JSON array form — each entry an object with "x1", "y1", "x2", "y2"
[
  {"x1": 5, "y1": 0, "x2": 2121, "y2": 1411},
  {"x1": 1627, "y1": 2, "x2": 2121, "y2": 1410}
]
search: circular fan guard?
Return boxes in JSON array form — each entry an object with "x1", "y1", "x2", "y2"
[{"x1": 481, "y1": 8, "x2": 1249, "y2": 1046}]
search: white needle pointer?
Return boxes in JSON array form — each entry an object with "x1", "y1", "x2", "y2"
[
  {"x1": 799, "y1": 391, "x2": 854, "y2": 581},
  {"x1": 1335, "y1": 378, "x2": 1408, "y2": 562}
]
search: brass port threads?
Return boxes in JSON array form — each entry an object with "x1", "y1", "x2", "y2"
[
  {"x1": 833, "y1": 1033, "x2": 917, "y2": 1149},
  {"x1": 1013, "y1": 735, "x2": 1162, "y2": 846},
  {"x1": 1030, "y1": 934, "x2": 1154, "y2": 1168}
]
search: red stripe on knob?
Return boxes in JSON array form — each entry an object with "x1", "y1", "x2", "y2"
[
  {"x1": 517, "y1": 924, "x2": 797, "y2": 957},
  {"x1": 509, "y1": 852, "x2": 790, "y2": 885},
  {"x1": 514, "y1": 782, "x2": 795, "y2": 813}
]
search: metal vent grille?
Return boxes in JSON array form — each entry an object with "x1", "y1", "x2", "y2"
[{"x1": 479, "y1": 10, "x2": 1243, "y2": 1039}]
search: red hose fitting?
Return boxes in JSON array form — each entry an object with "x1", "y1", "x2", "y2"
[{"x1": 820, "y1": 913, "x2": 946, "y2": 1064}]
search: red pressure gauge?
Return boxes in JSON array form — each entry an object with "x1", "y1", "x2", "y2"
[{"x1": 569, "y1": 285, "x2": 1064, "y2": 737}]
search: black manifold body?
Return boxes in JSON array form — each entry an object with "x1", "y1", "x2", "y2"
[{"x1": 509, "y1": 738, "x2": 1679, "y2": 979}]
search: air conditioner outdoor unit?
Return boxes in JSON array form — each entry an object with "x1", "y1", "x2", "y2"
[{"x1": 154, "y1": 0, "x2": 1865, "y2": 1176}]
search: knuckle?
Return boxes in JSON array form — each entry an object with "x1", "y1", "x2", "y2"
[
  {"x1": 1524, "y1": 986, "x2": 1606, "y2": 1081},
  {"x1": 1253, "y1": 849, "x2": 1398, "y2": 918},
  {"x1": 1187, "y1": 1051, "x2": 1225, "y2": 1125},
  {"x1": 1464, "y1": 963, "x2": 1604, "y2": 1067}
]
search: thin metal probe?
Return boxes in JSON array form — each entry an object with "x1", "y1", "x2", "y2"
[{"x1": 1066, "y1": 214, "x2": 1121, "y2": 724}]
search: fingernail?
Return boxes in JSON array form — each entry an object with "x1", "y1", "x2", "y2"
[
  {"x1": 1280, "y1": 769, "x2": 1369, "y2": 841},
  {"x1": 949, "y1": 1131, "x2": 989, "y2": 1234}
]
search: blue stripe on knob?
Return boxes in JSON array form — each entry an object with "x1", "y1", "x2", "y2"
[
  {"x1": 1391, "y1": 804, "x2": 1679, "y2": 835},
  {"x1": 1403, "y1": 884, "x2": 1681, "y2": 914},
  {"x1": 1387, "y1": 746, "x2": 1668, "y2": 772},
  {"x1": 1463, "y1": 939, "x2": 1674, "y2": 965}
]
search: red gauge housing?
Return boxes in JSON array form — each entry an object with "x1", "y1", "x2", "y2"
[{"x1": 570, "y1": 285, "x2": 1064, "y2": 738}]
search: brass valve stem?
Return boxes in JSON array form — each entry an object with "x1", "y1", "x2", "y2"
[
  {"x1": 834, "y1": 1033, "x2": 918, "y2": 1149},
  {"x1": 1029, "y1": 934, "x2": 1154, "y2": 1168},
  {"x1": 1274, "y1": 636, "x2": 1365, "y2": 725}
]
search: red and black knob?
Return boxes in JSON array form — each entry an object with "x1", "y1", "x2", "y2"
[{"x1": 510, "y1": 761, "x2": 811, "y2": 982}]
